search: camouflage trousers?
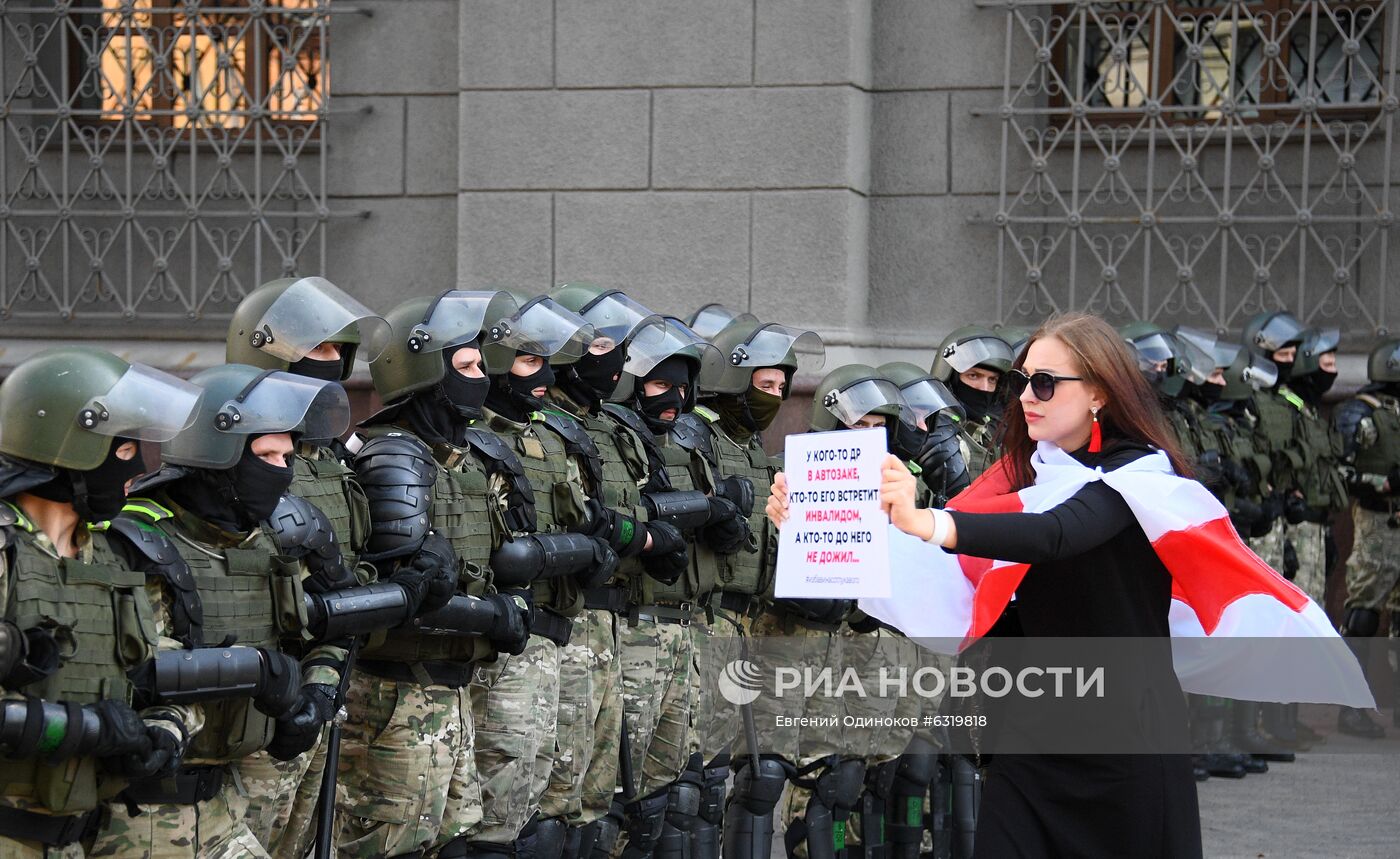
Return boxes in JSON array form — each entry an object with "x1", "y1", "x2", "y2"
[
  {"x1": 235, "y1": 739, "x2": 318, "y2": 852},
  {"x1": 541, "y1": 608, "x2": 621, "y2": 826},
  {"x1": 1252, "y1": 518, "x2": 1328, "y2": 604},
  {"x1": 691, "y1": 606, "x2": 746, "y2": 759},
  {"x1": 266, "y1": 725, "x2": 331, "y2": 859},
  {"x1": 462, "y1": 632, "x2": 560, "y2": 845},
  {"x1": 86, "y1": 775, "x2": 268, "y2": 858},
  {"x1": 618, "y1": 615, "x2": 696, "y2": 798},
  {"x1": 1345, "y1": 503, "x2": 1400, "y2": 612},
  {"x1": 0, "y1": 838, "x2": 82, "y2": 859},
  {"x1": 333, "y1": 671, "x2": 478, "y2": 858}
]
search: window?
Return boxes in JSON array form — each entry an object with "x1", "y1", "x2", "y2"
[{"x1": 1056, "y1": 1, "x2": 1387, "y2": 121}]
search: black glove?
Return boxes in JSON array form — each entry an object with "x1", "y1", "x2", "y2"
[
  {"x1": 0, "y1": 622, "x2": 60, "y2": 689},
  {"x1": 267, "y1": 683, "x2": 337, "y2": 762},
  {"x1": 1260, "y1": 493, "x2": 1285, "y2": 527},
  {"x1": 106, "y1": 717, "x2": 185, "y2": 779},
  {"x1": 1229, "y1": 498, "x2": 1263, "y2": 537},
  {"x1": 253, "y1": 649, "x2": 304, "y2": 719},
  {"x1": 1223, "y1": 459, "x2": 1253, "y2": 494},
  {"x1": 913, "y1": 419, "x2": 971, "y2": 499},
  {"x1": 641, "y1": 521, "x2": 688, "y2": 586},
  {"x1": 393, "y1": 532, "x2": 458, "y2": 616},
  {"x1": 579, "y1": 499, "x2": 647, "y2": 559},
  {"x1": 89, "y1": 699, "x2": 153, "y2": 762},
  {"x1": 713, "y1": 476, "x2": 756, "y2": 517},
  {"x1": 576, "y1": 539, "x2": 620, "y2": 590},
  {"x1": 1282, "y1": 538, "x2": 1299, "y2": 580},
  {"x1": 1283, "y1": 493, "x2": 1309, "y2": 525},
  {"x1": 485, "y1": 593, "x2": 531, "y2": 656},
  {"x1": 698, "y1": 496, "x2": 749, "y2": 555}
]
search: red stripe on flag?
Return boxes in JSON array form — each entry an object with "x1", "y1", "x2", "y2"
[
  {"x1": 964, "y1": 561, "x2": 1029, "y2": 645},
  {"x1": 1154, "y1": 515, "x2": 1310, "y2": 635}
]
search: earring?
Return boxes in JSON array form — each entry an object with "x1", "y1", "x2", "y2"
[{"x1": 1089, "y1": 406, "x2": 1102, "y2": 453}]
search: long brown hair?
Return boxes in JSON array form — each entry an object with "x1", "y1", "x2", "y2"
[{"x1": 999, "y1": 312, "x2": 1193, "y2": 489}]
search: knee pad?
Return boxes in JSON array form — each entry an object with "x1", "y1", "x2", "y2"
[
  {"x1": 665, "y1": 767, "x2": 704, "y2": 833},
  {"x1": 813, "y1": 758, "x2": 867, "y2": 820},
  {"x1": 1342, "y1": 608, "x2": 1382, "y2": 638},
  {"x1": 622, "y1": 788, "x2": 670, "y2": 857},
  {"x1": 730, "y1": 755, "x2": 788, "y2": 815},
  {"x1": 589, "y1": 801, "x2": 624, "y2": 859},
  {"x1": 534, "y1": 816, "x2": 569, "y2": 859},
  {"x1": 699, "y1": 759, "x2": 729, "y2": 826}
]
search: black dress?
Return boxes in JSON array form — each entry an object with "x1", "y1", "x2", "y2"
[{"x1": 945, "y1": 441, "x2": 1203, "y2": 859}]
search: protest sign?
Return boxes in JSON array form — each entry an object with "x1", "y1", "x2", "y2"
[{"x1": 774, "y1": 427, "x2": 891, "y2": 598}]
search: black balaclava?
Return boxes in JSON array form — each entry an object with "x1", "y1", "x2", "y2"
[
  {"x1": 950, "y1": 373, "x2": 1001, "y2": 424},
  {"x1": 485, "y1": 351, "x2": 555, "y2": 422},
  {"x1": 635, "y1": 355, "x2": 692, "y2": 434},
  {"x1": 1272, "y1": 346, "x2": 1298, "y2": 390},
  {"x1": 396, "y1": 346, "x2": 489, "y2": 446},
  {"x1": 573, "y1": 347, "x2": 627, "y2": 401},
  {"x1": 1189, "y1": 380, "x2": 1225, "y2": 407},
  {"x1": 290, "y1": 355, "x2": 344, "y2": 382},
  {"x1": 169, "y1": 436, "x2": 294, "y2": 532},
  {"x1": 1292, "y1": 362, "x2": 1338, "y2": 405},
  {"x1": 29, "y1": 438, "x2": 145, "y2": 523},
  {"x1": 886, "y1": 416, "x2": 929, "y2": 462}
]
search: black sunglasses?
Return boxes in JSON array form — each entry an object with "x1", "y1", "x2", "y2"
[{"x1": 1005, "y1": 369, "x2": 1084, "y2": 401}]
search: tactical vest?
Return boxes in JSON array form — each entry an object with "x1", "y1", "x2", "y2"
[
  {"x1": 1353, "y1": 393, "x2": 1400, "y2": 478},
  {"x1": 636, "y1": 432, "x2": 717, "y2": 606},
  {"x1": 291, "y1": 444, "x2": 370, "y2": 573},
  {"x1": 0, "y1": 505, "x2": 158, "y2": 813},
  {"x1": 486, "y1": 410, "x2": 589, "y2": 617},
  {"x1": 1295, "y1": 405, "x2": 1348, "y2": 512},
  {"x1": 1165, "y1": 404, "x2": 1201, "y2": 462},
  {"x1": 1251, "y1": 388, "x2": 1307, "y2": 494},
  {"x1": 124, "y1": 496, "x2": 304, "y2": 763},
  {"x1": 1216, "y1": 406, "x2": 1271, "y2": 502},
  {"x1": 354, "y1": 426, "x2": 497, "y2": 666},
  {"x1": 694, "y1": 407, "x2": 775, "y2": 598},
  {"x1": 954, "y1": 415, "x2": 998, "y2": 480},
  {"x1": 546, "y1": 404, "x2": 651, "y2": 587}
]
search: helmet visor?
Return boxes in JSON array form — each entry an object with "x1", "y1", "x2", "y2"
[
  {"x1": 1242, "y1": 355, "x2": 1279, "y2": 391},
  {"x1": 1302, "y1": 327, "x2": 1341, "y2": 360},
  {"x1": 1127, "y1": 332, "x2": 1177, "y2": 365},
  {"x1": 410, "y1": 291, "x2": 521, "y2": 356},
  {"x1": 1175, "y1": 326, "x2": 1231, "y2": 369},
  {"x1": 944, "y1": 336, "x2": 1013, "y2": 374},
  {"x1": 213, "y1": 371, "x2": 350, "y2": 441},
  {"x1": 78, "y1": 363, "x2": 203, "y2": 443},
  {"x1": 579, "y1": 292, "x2": 664, "y2": 345},
  {"x1": 824, "y1": 379, "x2": 909, "y2": 428},
  {"x1": 1170, "y1": 333, "x2": 1214, "y2": 386},
  {"x1": 1252, "y1": 313, "x2": 1306, "y2": 352},
  {"x1": 689, "y1": 305, "x2": 757, "y2": 340},
  {"x1": 729, "y1": 324, "x2": 825, "y2": 373},
  {"x1": 898, "y1": 378, "x2": 964, "y2": 425},
  {"x1": 254, "y1": 277, "x2": 392, "y2": 364},
  {"x1": 625, "y1": 319, "x2": 723, "y2": 379},
  {"x1": 486, "y1": 296, "x2": 595, "y2": 365}
]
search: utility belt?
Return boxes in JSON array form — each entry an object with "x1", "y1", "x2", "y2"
[
  {"x1": 711, "y1": 590, "x2": 761, "y2": 620},
  {"x1": 0, "y1": 804, "x2": 102, "y2": 847},
  {"x1": 529, "y1": 607, "x2": 574, "y2": 646},
  {"x1": 628, "y1": 600, "x2": 700, "y2": 627},
  {"x1": 358, "y1": 658, "x2": 477, "y2": 688},
  {"x1": 764, "y1": 598, "x2": 853, "y2": 633},
  {"x1": 120, "y1": 764, "x2": 226, "y2": 807},
  {"x1": 582, "y1": 586, "x2": 630, "y2": 614},
  {"x1": 1355, "y1": 496, "x2": 1398, "y2": 516}
]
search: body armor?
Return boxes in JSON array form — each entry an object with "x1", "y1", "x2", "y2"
[
  {"x1": 692, "y1": 407, "x2": 773, "y2": 599},
  {"x1": 290, "y1": 443, "x2": 370, "y2": 576},
  {"x1": 953, "y1": 415, "x2": 998, "y2": 481},
  {"x1": 1346, "y1": 393, "x2": 1400, "y2": 510},
  {"x1": 637, "y1": 432, "x2": 715, "y2": 607},
  {"x1": 0, "y1": 505, "x2": 157, "y2": 813}
]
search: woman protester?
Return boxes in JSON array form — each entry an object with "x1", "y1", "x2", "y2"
[{"x1": 769, "y1": 312, "x2": 1203, "y2": 858}]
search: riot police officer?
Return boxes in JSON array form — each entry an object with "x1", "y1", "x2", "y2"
[
  {"x1": 930, "y1": 327, "x2": 1015, "y2": 480},
  {"x1": 0, "y1": 348, "x2": 202, "y2": 857},
  {"x1": 877, "y1": 362, "x2": 971, "y2": 506}
]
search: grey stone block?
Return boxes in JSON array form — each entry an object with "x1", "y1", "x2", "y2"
[
  {"x1": 751, "y1": 190, "x2": 868, "y2": 329},
  {"x1": 459, "y1": 91, "x2": 650, "y2": 190},
  {"x1": 553, "y1": 192, "x2": 750, "y2": 314},
  {"x1": 873, "y1": 0, "x2": 1028, "y2": 91},
  {"x1": 653, "y1": 88, "x2": 871, "y2": 191},
  {"x1": 324, "y1": 196, "x2": 458, "y2": 311},
  {"x1": 555, "y1": 0, "x2": 752, "y2": 87},
  {"x1": 872, "y1": 91, "x2": 948, "y2": 195},
  {"x1": 332, "y1": 1, "x2": 458, "y2": 95},
  {"x1": 406, "y1": 96, "x2": 459, "y2": 195},
  {"x1": 949, "y1": 90, "x2": 1024, "y2": 195},
  {"x1": 754, "y1": 0, "x2": 872, "y2": 87},
  {"x1": 868, "y1": 195, "x2": 1002, "y2": 332},
  {"x1": 459, "y1": 0, "x2": 553, "y2": 88},
  {"x1": 326, "y1": 97, "x2": 405, "y2": 197},
  {"x1": 457, "y1": 192, "x2": 553, "y2": 288}
]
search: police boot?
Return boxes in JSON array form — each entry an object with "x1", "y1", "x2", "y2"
[
  {"x1": 656, "y1": 756, "x2": 704, "y2": 859},
  {"x1": 724, "y1": 756, "x2": 788, "y2": 859},
  {"x1": 691, "y1": 754, "x2": 728, "y2": 859},
  {"x1": 536, "y1": 816, "x2": 571, "y2": 859},
  {"x1": 1233, "y1": 701, "x2": 1293, "y2": 761},
  {"x1": 1338, "y1": 706, "x2": 1387, "y2": 739},
  {"x1": 1198, "y1": 699, "x2": 1245, "y2": 779},
  {"x1": 1338, "y1": 608, "x2": 1387, "y2": 739},
  {"x1": 784, "y1": 757, "x2": 866, "y2": 859},
  {"x1": 850, "y1": 760, "x2": 895, "y2": 859},
  {"x1": 948, "y1": 755, "x2": 980, "y2": 859},
  {"x1": 588, "y1": 800, "x2": 625, "y2": 859},
  {"x1": 1261, "y1": 702, "x2": 1310, "y2": 751},
  {"x1": 886, "y1": 739, "x2": 936, "y2": 859}
]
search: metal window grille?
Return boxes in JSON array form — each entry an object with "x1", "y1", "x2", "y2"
[
  {"x1": 0, "y1": 1, "x2": 348, "y2": 327},
  {"x1": 981, "y1": 0, "x2": 1398, "y2": 338}
]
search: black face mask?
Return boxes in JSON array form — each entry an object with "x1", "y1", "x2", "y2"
[
  {"x1": 574, "y1": 349, "x2": 627, "y2": 400},
  {"x1": 638, "y1": 385, "x2": 685, "y2": 432},
  {"x1": 29, "y1": 440, "x2": 145, "y2": 523},
  {"x1": 485, "y1": 358, "x2": 556, "y2": 422},
  {"x1": 1193, "y1": 382, "x2": 1225, "y2": 405},
  {"x1": 951, "y1": 377, "x2": 1000, "y2": 423},
  {"x1": 439, "y1": 365, "x2": 491, "y2": 422},
  {"x1": 1273, "y1": 360, "x2": 1294, "y2": 388},
  {"x1": 886, "y1": 419, "x2": 928, "y2": 462},
  {"x1": 290, "y1": 355, "x2": 344, "y2": 382},
  {"x1": 1291, "y1": 370, "x2": 1337, "y2": 404},
  {"x1": 744, "y1": 388, "x2": 784, "y2": 433},
  {"x1": 227, "y1": 448, "x2": 295, "y2": 528}
]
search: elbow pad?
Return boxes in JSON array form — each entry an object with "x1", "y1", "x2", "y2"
[
  {"x1": 353, "y1": 433, "x2": 438, "y2": 563},
  {"x1": 490, "y1": 532, "x2": 611, "y2": 587},
  {"x1": 304, "y1": 582, "x2": 415, "y2": 640}
]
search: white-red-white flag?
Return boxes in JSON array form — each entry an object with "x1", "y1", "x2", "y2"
[{"x1": 859, "y1": 442, "x2": 1375, "y2": 708}]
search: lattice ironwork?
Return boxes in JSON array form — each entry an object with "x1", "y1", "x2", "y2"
[
  {"x1": 0, "y1": 1, "x2": 346, "y2": 326},
  {"x1": 981, "y1": 0, "x2": 1398, "y2": 338}
]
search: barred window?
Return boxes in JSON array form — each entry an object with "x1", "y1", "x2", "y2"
[{"x1": 1057, "y1": 1, "x2": 1387, "y2": 120}]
